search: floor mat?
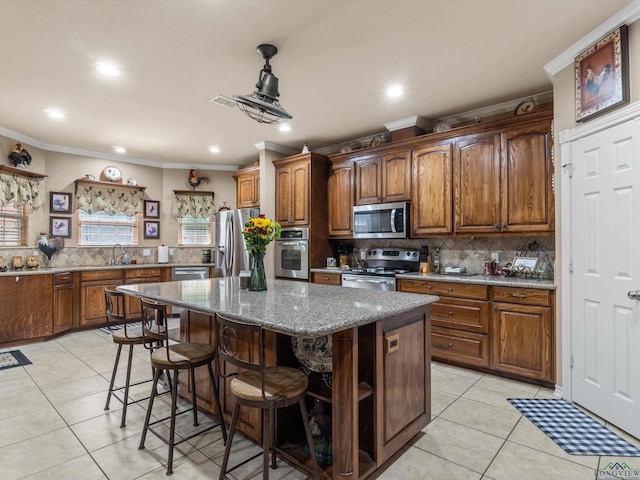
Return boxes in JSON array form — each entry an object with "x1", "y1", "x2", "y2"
[
  {"x1": 509, "y1": 398, "x2": 640, "y2": 456},
  {"x1": 97, "y1": 322, "x2": 142, "y2": 335},
  {"x1": 0, "y1": 350, "x2": 32, "y2": 371}
]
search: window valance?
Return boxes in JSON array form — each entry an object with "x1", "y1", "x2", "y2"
[
  {"x1": 172, "y1": 190, "x2": 215, "y2": 219},
  {"x1": 75, "y1": 182, "x2": 144, "y2": 216},
  {"x1": 0, "y1": 171, "x2": 42, "y2": 210}
]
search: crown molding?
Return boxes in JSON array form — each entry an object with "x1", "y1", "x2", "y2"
[
  {"x1": 544, "y1": 0, "x2": 640, "y2": 77},
  {"x1": 384, "y1": 115, "x2": 434, "y2": 132},
  {"x1": 253, "y1": 141, "x2": 298, "y2": 155}
]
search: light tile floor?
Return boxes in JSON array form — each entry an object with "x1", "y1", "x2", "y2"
[{"x1": 2, "y1": 329, "x2": 640, "y2": 479}]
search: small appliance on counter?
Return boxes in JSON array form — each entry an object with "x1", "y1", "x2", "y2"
[{"x1": 202, "y1": 249, "x2": 212, "y2": 264}]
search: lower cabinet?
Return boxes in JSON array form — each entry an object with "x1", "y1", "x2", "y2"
[
  {"x1": 0, "y1": 274, "x2": 53, "y2": 343},
  {"x1": 79, "y1": 270, "x2": 124, "y2": 326},
  {"x1": 310, "y1": 271, "x2": 342, "y2": 286},
  {"x1": 123, "y1": 268, "x2": 162, "y2": 318},
  {"x1": 53, "y1": 272, "x2": 75, "y2": 333}
]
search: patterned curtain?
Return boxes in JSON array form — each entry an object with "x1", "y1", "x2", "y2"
[
  {"x1": 172, "y1": 193, "x2": 215, "y2": 219},
  {"x1": 75, "y1": 183, "x2": 144, "y2": 216},
  {"x1": 0, "y1": 172, "x2": 42, "y2": 210}
]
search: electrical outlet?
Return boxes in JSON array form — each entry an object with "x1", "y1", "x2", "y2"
[
  {"x1": 169, "y1": 248, "x2": 174, "y2": 256},
  {"x1": 143, "y1": 248, "x2": 151, "y2": 256},
  {"x1": 491, "y1": 252, "x2": 500, "y2": 263}
]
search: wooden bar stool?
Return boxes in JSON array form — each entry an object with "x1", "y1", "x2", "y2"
[
  {"x1": 138, "y1": 298, "x2": 226, "y2": 476},
  {"x1": 215, "y1": 312, "x2": 322, "y2": 480},
  {"x1": 103, "y1": 288, "x2": 155, "y2": 428}
]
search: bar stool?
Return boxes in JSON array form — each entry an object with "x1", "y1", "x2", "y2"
[
  {"x1": 138, "y1": 298, "x2": 226, "y2": 476},
  {"x1": 104, "y1": 288, "x2": 155, "y2": 428},
  {"x1": 215, "y1": 312, "x2": 322, "y2": 480}
]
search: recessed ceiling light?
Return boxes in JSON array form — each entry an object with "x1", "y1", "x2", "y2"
[
  {"x1": 386, "y1": 85, "x2": 404, "y2": 98},
  {"x1": 209, "y1": 146, "x2": 221, "y2": 154},
  {"x1": 44, "y1": 108, "x2": 65, "y2": 120},
  {"x1": 96, "y1": 61, "x2": 122, "y2": 77},
  {"x1": 113, "y1": 146, "x2": 127, "y2": 154},
  {"x1": 279, "y1": 124, "x2": 291, "y2": 132}
]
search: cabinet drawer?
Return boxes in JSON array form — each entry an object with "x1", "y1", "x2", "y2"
[
  {"x1": 398, "y1": 279, "x2": 488, "y2": 300},
  {"x1": 431, "y1": 326, "x2": 489, "y2": 367},
  {"x1": 81, "y1": 270, "x2": 123, "y2": 282},
  {"x1": 431, "y1": 298, "x2": 489, "y2": 334},
  {"x1": 491, "y1": 286, "x2": 551, "y2": 306},
  {"x1": 54, "y1": 272, "x2": 73, "y2": 285},
  {"x1": 125, "y1": 268, "x2": 162, "y2": 279},
  {"x1": 311, "y1": 272, "x2": 342, "y2": 286}
]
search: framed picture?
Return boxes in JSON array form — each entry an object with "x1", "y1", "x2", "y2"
[
  {"x1": 50, "y1": 216, "x2": 71, "y2": 238},
  {"x1": 144, "y1": 200, "x2": 160, "y2": 219},
  {"x1": 575, "y1": 25, "x2": 629, "y2": 122},
  {"x1": 50, "y1": 192, "x2": 72, "y2": 214},
  {"x1": 511, "y1": 256, "x2": 539, "y2": 271},
  {"x1": 144, "y1": 221, "x2": 160, "y2": 239}
]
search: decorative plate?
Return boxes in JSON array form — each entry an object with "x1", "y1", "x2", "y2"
[
  {"x1": 515, "y1": 99, "x2": 535, "y2": 115},
  {"x1": 433, "y1": 119, "x2": 452, "y2": 133},
  {"x1": 102, "y1": 165, "x2": 122, "y2": 182},
  {"x1": 291, "y1": 335, "x2": 333, "y2": 372},
  {"x1": 369, "y1": 135, "x2": 381, "y2": 148}
]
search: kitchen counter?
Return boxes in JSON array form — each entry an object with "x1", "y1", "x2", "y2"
[
  {"x1": 117, "y1": 277, "x2": 438, "y2": 337},
  {"x1": 396, "y1": 271, "x2": 556, "y2": 290},
  {"x1": 0, "y1": 262, "x2": 215, "y2": 276}
]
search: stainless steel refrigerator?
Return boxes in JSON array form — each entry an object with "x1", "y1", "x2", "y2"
[{"x1": 215, "y1": 208, "x2": 260, "y2": 277}]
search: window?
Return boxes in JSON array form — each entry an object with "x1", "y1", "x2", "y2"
[
  {"x1": 0, "y1": 203, "x2": 28, "y2": 246},
  {"x1": 178, "y1": 215, "x2": 211, "y2": 246},
  {"x1": 78, "y1": 210, "x2": 138, "y2": 246}
]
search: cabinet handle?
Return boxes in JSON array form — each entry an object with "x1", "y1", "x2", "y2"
[
  {"x1": 502, "y1": 224, "x2": 507, "y2": 231},
  {"x1": 448, "y1": 287, "x2": 453, "y2": 292},
  {"x1": 427, "y1": 286, "x2": 432, "y2": 290},
  {"x1": 495, "y1": 224, "x2": 500, "y2": 231},
  {"x1": 448, "y1": 311, "x2": 454, "y2": 316},
  {"x1": 512, "y1": 293, "x2": 527, "y2": 298},
  {"x1": 321, "y1": 276, "x2": 329, "y2": 280},
  {"x1": 494, "y1": 306, "x2": 498, "y2": 312},
  {"x1": 435, "y1": 342, "x2": 454, "y2": 349}
]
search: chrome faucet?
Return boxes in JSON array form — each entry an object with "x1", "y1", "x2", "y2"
[{"x1": 110, "y1": 243, "x2": 125, "y2": 265}]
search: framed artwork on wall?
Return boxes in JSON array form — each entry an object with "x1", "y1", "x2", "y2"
[
  {"x1": 50, "y1": 192, "x2": 72, "y2": 214},
  {"x1": 575, "y1": 25, "x2": 629, "y2": 122},
  {"x1": 50, "y1": 216, "x2": 71, "y2": 238},
  {"x1": 144, "y1": 221, "x2": 160, "y2": 239},
  {"x1": 144, "y1": 200, "x2": 160, "y2": 218}
]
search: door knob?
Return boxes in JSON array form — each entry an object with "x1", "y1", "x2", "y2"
[{"x1": 629, "y1": 290, "x2": 640, "y2": 301}]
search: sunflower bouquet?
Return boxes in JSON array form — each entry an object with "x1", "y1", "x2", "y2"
[{"x1": 242, "y1": 214, "x2": 281, "y2": 253}]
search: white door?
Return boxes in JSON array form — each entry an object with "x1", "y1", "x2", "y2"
[{"x1": 567, "y1": 110, "x2": 640, "y2": 437}]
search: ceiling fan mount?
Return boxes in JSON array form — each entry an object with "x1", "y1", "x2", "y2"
[{"x1": 233, "y1": 43, "x2": 292, "y2": 124}]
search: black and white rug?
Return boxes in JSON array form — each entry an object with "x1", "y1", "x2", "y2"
[
  {"x1": 509, "y1": 398, "x2": 640, "y2": 456},
  {"x1": 97, "y1": 322, "x2": 142, "y2": 335},
  {"x1": 0, "y1": 350, "x2": 32, "y2": 371}
]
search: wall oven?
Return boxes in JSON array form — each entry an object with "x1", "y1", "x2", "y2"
[
  {"x1": 275, "y1": 228, "x2": 309, "y2": 280},
  {"x1": 353, "y1": 201, "x2": 409, "y2": 239}
]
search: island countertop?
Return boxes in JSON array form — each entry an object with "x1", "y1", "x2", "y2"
[{"x1": 117, "y1": 277, "x2": 438, "y2": 337}]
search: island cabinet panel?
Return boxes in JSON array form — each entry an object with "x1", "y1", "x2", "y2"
[
  {"x1": 0, "y1": 274, "x2": 53, "y2": 343},
  {"x1": 53, "y1": 272, "x2": 75, "y2": 333},
  {"x1": 80, "y1": 270, "x2": 123, "y2": 326},
  {"x1": 328, "y1": 161, "x2": 354, "y2": 237},
  {"x1": 411, "y1": 143, "x2": 452, "y2": 236},
  {"x1": 233, "y1": 165, "x2": 260, "y2": 208}
]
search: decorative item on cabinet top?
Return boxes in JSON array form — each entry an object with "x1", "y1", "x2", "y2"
[
  {"x1": 8, "y1": 143, "x2": 31, "y2": 168},
  {"x1": 102, "y1": 165, "x2": 122, "y2": 182},
  {"x1": 188, "y1": 169, "x2": 209, "y2": 189}
]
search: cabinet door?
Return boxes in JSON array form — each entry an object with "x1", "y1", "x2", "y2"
[
  {"x1": 501, "y1": 122, "x2": 554, "y2": 232},
  {"x1": 354, "y1": 155, "x2": 382, "y2": 205},
  {"x1": 275, "y1": 159, "x2": 310, "y2": 226},
  {"x1": 53, "y1": 284, "x2": 74, "y2": 333},
  {"x1": 382, "y1": 150, "x2": 411, "y2": 202},
  {"x1": 412, "y1": 143, "x2": 452, "y2": 235},
  {"x1": 236, "y1": 171, "x2": 259, "y2": 208},
  {"x1": 0, "y1": 275, "x2": 52, "y2": 343},
  {"x1": 453, "y1": 134, "x2": 501, "y2": 234},
  {"x1": 328, "y1": 161, "x2": 354, "y2": 237},
  {"x1": 81, "y1": 281, "x2": 122, "y2": 326},
  {"x1": 490, "y1": 302, "x2": 553, "y2": 382},
  {"x1": 275, "y1": 166, "x2": 292, "y2": 225}
]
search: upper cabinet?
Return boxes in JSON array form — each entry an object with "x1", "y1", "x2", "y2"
[
  {"x1": 233, "y1": 165, "x2": 260, "y2": 209},
  {"x1": 328, "y1": 160, "x2": 354, "y2": 237},
  {"x1": 354, "y1": 149, "x2": 411, "y2": 205}
]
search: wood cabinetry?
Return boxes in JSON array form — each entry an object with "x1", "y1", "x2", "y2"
[
  {"x1": 412, "y1": 142, "x2": 453, "y2": 235},
  {"x1": 233, "y1": 165, "x2": 260, "y2": 208},
  {"x1": 53, "y1": 272, "x2": 75, "y2": 333},
  {"x1": 310, "y1": 271, "x2": 342, "y2": 285},
  {"x1": 328, "y1": 160, "x2": 354, "y2": 237},
  {"x1": 80, "y1": 270, "x2": 123, "y2": 326},
  {"x1": 123, "y1": 268, "x2": 162, "y2": 318},
  {"x1": 490, "y1": 286, "x2": 554, "y2": 382},
  {"x1": 354, "y1": 149, "x2": 411, "y2": 205},
  {"x1": 0, "y1": 274, "x2": 52, "y2": 343}
]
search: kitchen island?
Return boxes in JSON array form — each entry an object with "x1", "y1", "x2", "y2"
[{"x1": 117, "y1": 277, "x2": 437, "y2": 480}]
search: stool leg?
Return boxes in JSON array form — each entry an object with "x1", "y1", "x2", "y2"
[
  {"x1": 207, "y1": 362, "x2": 227, "y2": 443},
  {"x1": 166, "y1": 369, "x2": 179, "y2": 476},
  {"x1": 270, "y1": 408, "x2": 277, "y2": 469},
  {"x1": 262, "y1": 407, "x2": 271, "y2": 479},
  {"x1": 139, "y1": 367, "x2": 161, "y2": 451},
  {"x1": 104, "y1": 344, "x2": 123, "y2": 411},
  {"x1": 120, "y1": 345, "x2": 135, "y2": 428},
  {"x1": 190, "y1": 366, "x2": 199, "y2": 426},
  {"x1": 219, "y1": 403, "x2": 240, "y2": 480},
  {"x1": 299, "y1": 399, "x2": 321, "y2": 480}
]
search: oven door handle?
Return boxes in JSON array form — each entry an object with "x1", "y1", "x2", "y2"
[
  {"x1": 277, "y1": 241, "x2": 308, "y2": 247},
  {"x1": 344, "y1": 277, "x2": 394, "y2": 284}
]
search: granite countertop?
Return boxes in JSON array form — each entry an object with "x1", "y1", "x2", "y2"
[
  {"x1": 117, "y1": 277, "x2": 438, "y2": 337},
  {"x1": 310, "y1": 267, "x2": 556, "y2": 290},
  {"x1": 0, "y1": 263, "x2": 215, "y2": 277}
]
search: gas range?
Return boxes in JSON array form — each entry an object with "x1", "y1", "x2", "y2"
[{"x1": 341, "y1": 248, "x2": 420, "y2": 291}]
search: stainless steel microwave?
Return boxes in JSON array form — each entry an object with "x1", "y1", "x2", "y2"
[{"x1": 352, "y1": 201, "x2": 409, "y2": 239}]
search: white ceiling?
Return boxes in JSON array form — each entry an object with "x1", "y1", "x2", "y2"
[{"x1": 0, "y1": 0, "x2": 631, "y2": 170}]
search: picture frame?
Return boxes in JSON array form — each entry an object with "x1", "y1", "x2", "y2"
[
  {"x1": 575, "y1": 25, "x2": 629, "y2": 122},
  {"x1": 50, "y1": 216, "x2": 71, "y2": 238},
  {"x1": 50, "y1": 192, "x2": 72, "y2": 214},
  {"x1": 511, "y1": 256, "x2": 539, "y2": 271},
  {"x1": 144, "y1": 221, "x2": 160, "y2": 239},
  {"x1": 144, "y1": 200, "x2": 160, "y2": 218}
]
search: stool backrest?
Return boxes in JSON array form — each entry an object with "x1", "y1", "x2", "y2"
[
  {"x1": 140, "y1": 298, "x2": 185, "y2": 364},
  {"x1": 104, "y1": 288, "x2": 133, "y2": 337}
]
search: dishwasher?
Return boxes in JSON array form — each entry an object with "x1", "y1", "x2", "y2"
[{"x1": 170, "y1": 266, "x2": 210, "y2": 316}]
